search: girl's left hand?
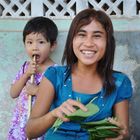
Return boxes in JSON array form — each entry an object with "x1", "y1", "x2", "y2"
[
  {"x1": 105, "y1": 118, "x2": 129, "y2": 140},
  {"x1": 24, "y1": 81, "x2": 39, "y2": 96}
]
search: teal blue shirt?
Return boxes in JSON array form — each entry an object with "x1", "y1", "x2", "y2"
[{"x1": 44, "y1": 66, "x2": 132, "y2": 140}]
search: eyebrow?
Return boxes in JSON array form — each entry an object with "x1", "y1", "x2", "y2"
[{"x1": 78, "y1": 29, "x2": 104, "y2": 34}]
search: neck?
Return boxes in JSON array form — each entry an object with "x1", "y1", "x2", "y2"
[{"x1": 73, "y1": 62, "x2": 98, "y2": 76}]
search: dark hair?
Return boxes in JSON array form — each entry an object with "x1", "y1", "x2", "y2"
[
  {"x1": 23, "y1": 17, "x2": 58, "y2": 45},
  {"x1": 62, "y1": 8, "x2": 116, "y2": 95}
]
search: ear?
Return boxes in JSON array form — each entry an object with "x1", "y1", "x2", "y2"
[{"x1": 50, "y1": 41, "x2": 57, "y2": 52}]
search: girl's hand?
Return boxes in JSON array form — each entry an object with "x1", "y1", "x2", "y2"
[
  {"x1": 50, "y1": 99, "x2": 87, "y2": 122},
  {"x1": 105, "y1": 118, "x2": 129, "y2": 140},
  {"x1": 25, "y1": 60, "x2": 38, "y2": 78},
  {"x1": 25, "y1": 81, "x2": 38, "y2": 96}
]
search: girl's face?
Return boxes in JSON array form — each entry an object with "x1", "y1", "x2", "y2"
[
  {"x1": 25, "y1": 33, "x2": 55, "y2": 64},
  {"x1": 73, "y1": 20, "x2": 107, "y2": 66}
]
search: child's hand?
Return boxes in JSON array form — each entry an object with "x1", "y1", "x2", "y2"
[
  {"x1": 50, "y1": 99, "x2": 87, "y2": 122},
  {"x1": 25, "y1": 81, "x2": 38, "y2": 96},
  {"x1": 25, "y1": 60, "x2": 38, "y2": 78},
  {"x1": 105, "y1": 118, "x2": 129, "y2": 140}
]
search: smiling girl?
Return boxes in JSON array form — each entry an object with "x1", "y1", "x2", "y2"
[{"x1": 26, "y1": 9, "x2": 132, "y2": 140}]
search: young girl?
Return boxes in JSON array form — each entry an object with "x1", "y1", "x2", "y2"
[
  {"x1": 25, "y1": 9, "x2": 132, "y2": 140},
  {"x1": 8, "y1": 17, "x2": 58, "y2": 140}
]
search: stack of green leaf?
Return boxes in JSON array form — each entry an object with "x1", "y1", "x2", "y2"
[
  {"x1": 52, "y1": 97, "x2": 120, "y2": 140},
  {"x1": 81, "y1": 119, "x2": 120, "y2": 140}
]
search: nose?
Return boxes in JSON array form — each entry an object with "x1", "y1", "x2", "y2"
[
  {"x1": 84, "y1": 36, "x2": 94, "y2": 47},
  {"x1": 32, "y1": 43, "x2": 39, "y2": 56},
  {"x1": 32, "y1": 43, "x2": 39, "y2": 51}
]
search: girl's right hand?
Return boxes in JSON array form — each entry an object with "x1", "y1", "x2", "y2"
[
  {"x1": 25, "y1": 61, "x2": 38, "y2": 77},
  {"x1": 50, "y1": 99, "x2": 87, "y2": 122}
]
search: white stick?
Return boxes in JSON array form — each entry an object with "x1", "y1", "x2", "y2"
[{"x1": 27, "y1": 55, "x2": 36, "y2": 140}]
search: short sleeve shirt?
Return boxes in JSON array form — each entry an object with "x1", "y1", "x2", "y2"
[{"x1": 44, "y1": 65, "x2": 132, "y2": 131}]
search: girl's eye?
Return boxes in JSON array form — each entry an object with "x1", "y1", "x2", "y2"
[
  {"x1": 77, "y1": 33, "x2": 86, "y2": 37},
  {"x1": 93, "y1": 34, "x2": 102, "y2": 38}
]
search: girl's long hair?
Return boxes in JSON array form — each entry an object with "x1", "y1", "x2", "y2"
[{"x1": 62, "y1": 9, "x2": 116, "y2": 95}]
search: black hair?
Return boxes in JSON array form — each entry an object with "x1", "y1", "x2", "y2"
[
  {"x1": 62, "y1": 9, "x2": 116, "y2": 95},
  {"x1": 23, "y1": 17, "x2": 58, "y2": 45}
]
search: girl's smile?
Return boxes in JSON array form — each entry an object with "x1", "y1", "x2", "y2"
[
  {"x1": 73, "y1": 20, "x2": 106, "y2": 66},
  {"x1": 80, "y1": 50, "x2": 97, "y2": 58}
]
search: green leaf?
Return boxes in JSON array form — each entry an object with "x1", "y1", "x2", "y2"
[
  {"x1": 81, "y1": 118, "x2": 119, "y2": 129},
  {"x1": 93, "y1": 129, "x2": 119, "y2": 138},
  {"x1": 52, "y1": 97, "x2": 99, "y2": 131},
  {"x1": 82, "y1": 119, "x2": 120, "y2": 139},
  {"x1": 66, "y1": 102, "x2": 99, "y2": 121},
  {"x1": 81, "y1": 118, "x2": 109, "y2": 126},
  {"x1": 94, "y1": 125, "x2": 120, "y2": 130},
  {"x1": 52, "y1": 118, "x2": 63, "y2": 132}
]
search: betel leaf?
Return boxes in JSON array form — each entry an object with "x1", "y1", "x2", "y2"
[
  {"x1": 81, "y1": 119, "x2": 120, "y2": 140},
  {"x1": 66, "y1": 102, "x2": 99, "y2": 121},
  {"x1": 94, "y1": 125, "x2": 120, "y2": 130},
  {"x1": 81, "y1": 118, "x2": 118, "y2": 129},
  {"x1": 52, "y1": 97, "x2": 99, "y2": 131},
  {"x1": 93, "y1": 129, "x2": 119, "y2": 138},
  {"x1": 88, "y1": 129, "x2": 119, "y2": 140},
  {"x1": 52, "y1": 118, "x2": 63, "y2": 132},
  {"x1": 81, "y1": 118, "x2": 109, "y2": 126}
]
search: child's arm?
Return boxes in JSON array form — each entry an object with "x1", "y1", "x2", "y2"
[
  {"x1": 10, "y1": 71, "x2": 30, "y2": 98},
  {"x1": 10, "y1": 60, "x2": 37, "y2": 98}
]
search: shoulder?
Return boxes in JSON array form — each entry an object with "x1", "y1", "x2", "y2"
[
  {"x1": 113, "y1": 71, "x2": 128, "y2": 80},
  {"x1": 46, "y1": 65, "x2": 68, "y2": 73},
  {"x1": 44, "y1": 65, "x2": 70, "y2": 89},
  {"x1": 44, "y1": 65, "x2": 69, "y2": 78},
  {"x1": 112, "y1": 71, "x2": 133, "y2": 102},
  {"x1": 113, "y1": 71, "x2": 132, "y2": 88},
  {"x1": 18, "y1": 61, "x2": 28, "y2": 73}
]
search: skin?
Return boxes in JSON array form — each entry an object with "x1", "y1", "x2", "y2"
[
  {"x1": 26, "y1": 20, "x2": 129, "y2": 140},
  {"x1": 10, "y1": 33, "x2": 56, "y2": 98}
]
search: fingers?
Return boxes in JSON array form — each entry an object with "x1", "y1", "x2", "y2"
[
  {"x1": 61, "y1": 99, "x2": 87, "y2": 115},
  {"x1": 107, "y1": 117, "x2": 129, "y2": 139},
  {"x1": 25, "y1": 82, "x2": 38, "y2": 96},
  {"x1": 108, "y1": 117, "x2": 123, "y2": 128},
  {"x1": 51, "y1": 99, "x2": 87, "y2": 122},
  {"x1": 106, "y1": 135, "x2": 124, "y2": 140},
  {"x1": 51, "y1": 108, "x2": 69, "y2": 122},
  {"x1": 27, "y1": 61, "x2": 39, "y2": 75},
  {"x1": 56, "y1": 109, "x2": 70, "y2": 122},
  {"x1": 63, "y1": 101, "x2": 76, "y2": 113},
  {"x1": 67, "y1": 99, "x2": 87, "y2": 112}
]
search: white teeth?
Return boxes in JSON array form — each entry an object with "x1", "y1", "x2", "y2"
[
  {"x1": 81, "y1": 50, "x2": 96, "y2": 57},
  {"x1": 82, "y1": 50, "x2": 95, "y2": 54}
]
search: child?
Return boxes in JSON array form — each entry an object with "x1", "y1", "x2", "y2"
[
  {"x1": 8, "y1": 17, "x2": 58, "y2": 140},
  {"x1": 25, "y1": 9, "x2": 133, "y2": 140}
]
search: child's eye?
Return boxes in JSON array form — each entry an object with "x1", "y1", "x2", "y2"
[
  {"x1": 26, "y1": 41, "x2": 32, "y2": 44},
  {"x1": 39, "y1": 41, "x2": 45, "y2": 44}
]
